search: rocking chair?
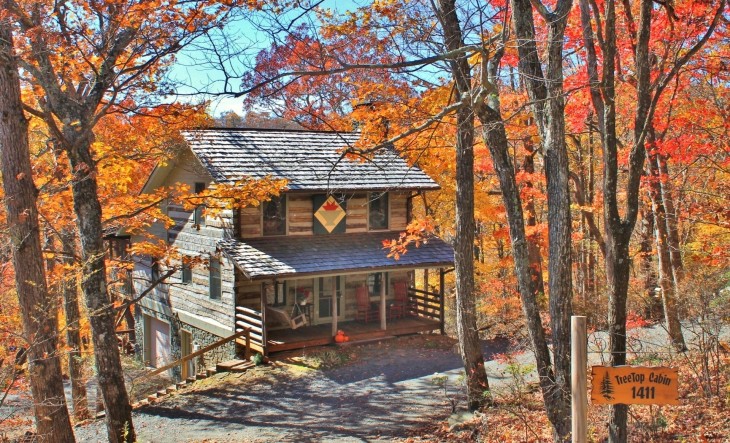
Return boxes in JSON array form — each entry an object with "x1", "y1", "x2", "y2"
[
  {"x1": 355, "y1": 286, "x2": 379, "y2": 323},
  {"x1": 389, "y1": 281, "x2": 410, "y2": 319}
]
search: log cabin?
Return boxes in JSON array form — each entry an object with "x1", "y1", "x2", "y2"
[{"x1": 127, "y1": 128, "x2": 454, "y2": 369}]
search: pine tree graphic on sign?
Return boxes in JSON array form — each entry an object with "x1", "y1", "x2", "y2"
[{"x1": 600, "y1": 371, "x2": 614, "y2": 400}]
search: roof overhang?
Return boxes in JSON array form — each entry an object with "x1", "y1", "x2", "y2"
[{"x1": 219, "y1": 232, "x2": 454, "y2": 281}]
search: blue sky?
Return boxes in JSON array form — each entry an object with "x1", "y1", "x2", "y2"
[{"x1": 167, "y1": 0, "x2": 361, "y2": 117}]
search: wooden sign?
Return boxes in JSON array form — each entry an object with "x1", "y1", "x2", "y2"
[{"x1": 591, "y1": 366, "x2": 679, "y2": 405}]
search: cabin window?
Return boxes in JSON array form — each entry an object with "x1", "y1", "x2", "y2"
[
  {"x1": 151, "y1": 261, "x2": 160, "y2": 283},
  {"x1": 193, "y1": 182, "x2": 206, "y2": 227},
  {"x1": 108, "y1": 237, "x2": 130, "y2": 260},
  {"x1": 181, "y1": 258, "x2": 192, "y2": 284},
  {"x1": 367, "y1": 272, "x2": 388, "y2": 297},
  {"x1": 273, "y1": 281, "x2": 286, "y2": 306},
  {"x1": 209, "y1": 257, "x2": 221, "y2": 299},
  {"x1": 263, "y1": 196, "x2": 286, "y2": 236},
  {"x1": 368, "y1": 192, "x2": 389, "y2": 230}
]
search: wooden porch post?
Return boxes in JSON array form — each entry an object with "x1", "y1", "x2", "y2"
[
  {"x1": 424, "y1": 269, "x2": 429, "y2": 292},
  {"x1": 331, "y1": 278, "x2": 338, "y2": 338},
  {"x1": 260, "y1": 282, "x2": 268, "y2": 356},
  {"x1": 439, "y1": 268, "x2": 446, "y2": 335},
  {"x1": 380, "y1": 272, "x2": 387, "y2": 330}
]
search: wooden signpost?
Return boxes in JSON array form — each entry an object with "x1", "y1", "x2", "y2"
[
  {"x1": 572, "y1": 316, "x2": 681, "y2": 443},
  {"x1": 590, "y1": 366, "x2": 680, "y2": 405}
]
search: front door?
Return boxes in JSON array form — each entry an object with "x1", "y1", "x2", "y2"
[{"x1": 316, "y1": 276, "x2": 342, "y2": 323}]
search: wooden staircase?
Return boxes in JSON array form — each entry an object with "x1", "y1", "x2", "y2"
[
  {"x1": 216, "y1": 359, "x2": 256, "y2": 373},
  {"x1": 129, "y1": 328, "x2": 255, "y2": 410}
]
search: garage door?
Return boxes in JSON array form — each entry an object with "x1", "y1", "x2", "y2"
[{"x1": 149, "y1": 317, "x2": 170, "y2": 368}]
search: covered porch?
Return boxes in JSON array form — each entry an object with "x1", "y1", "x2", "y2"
[{"x1": 220, "y1": 232, "x2": 454, "y2": 355}]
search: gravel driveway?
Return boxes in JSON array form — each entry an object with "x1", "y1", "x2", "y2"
[{"x1": 73, "y1": 335, "x2": 509, "y2": 443}]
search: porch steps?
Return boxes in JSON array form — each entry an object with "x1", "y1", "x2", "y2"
[
  {"x1": 131, "y1": 368, "x2": 219, "y2": 409},
  {"x1": 335, "y1": 335, "x2": 397, "y2": 347},
  {"x1": 216, "y1": 359, "x2": 255, "y2": 373}
]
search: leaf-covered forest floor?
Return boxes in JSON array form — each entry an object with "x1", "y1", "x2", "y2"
[
  {"x1": 3, "y1": 323, "x2": 728, "y2": 442},
  {"x1": 409, "y1": 321, "x2": 730, "y2": 442}
]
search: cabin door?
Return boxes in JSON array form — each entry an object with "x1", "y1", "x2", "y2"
[
  {"x1": 316, "y1": 276, "x2": 342, "y2": 324},
  {"x1": 149, "y1": 317, "x2": 170, "y2": 368}
]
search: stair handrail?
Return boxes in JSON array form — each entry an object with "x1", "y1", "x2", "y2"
[{"x1": 138, "y1": 328, "x2": 250, "y2": 381}]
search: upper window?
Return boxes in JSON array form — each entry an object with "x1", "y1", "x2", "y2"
[
  {"x1": 368, "y1": 192, "x2": 389, "y2": 230},
  {"x1": 263, "y1": 196, "x2": 286, "y2": 236},
  {"x1": 151, "y1": 261, "x2": 160, "y2": 282},
  {"x1": 209, "y1": 257, "x2": 221, "y2": 299},
  {"x1": 193, "y1": 182, "x2": 206, "y2": 227},
  {"x1": 181, "y1": 258, "x2": 192, "y2": 284}
]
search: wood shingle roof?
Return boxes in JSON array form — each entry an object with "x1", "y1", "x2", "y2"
[
  {"x1": 182, "y1": 128, "x2": 439, "y2": 192},
  {"x1": 218, "y1": 232, "x2": 454, "y2": 280}
]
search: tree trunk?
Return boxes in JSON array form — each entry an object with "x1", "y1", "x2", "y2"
[
  {"x1": 639, "y1": 206, "x2": 661, "y2": 320},
  {"x1": 511, "y1": 0, "x2": 574, "y2": 439},
  {"x1": 647, "y1": 146, "x2": 686, "y2": 350},
  {"x1": 605, "y1": 230, "x2": 631, "y2": 442},
  {"x1": 656, "y1": 153, "x2": 684, "y2": 286},
  {"x1": 437, "y1": 0, "x2": 490, "y2": 410},
  {"x1": 476, "y1": 103, "x2": 571, "y2": 435},
  {"x1": 60, "y1": 230, "x2": 91, "y2": 420},
  {"x1": 521, "y1": 140, "x2": 546, "y2": 299},
  {"x1": 63, "y1": 128, "x2": 135, "y2": 442},
  {"x1": 452, "y1": 105, "x2": 490, "y2": 410},
  {"x1": 0, "y1": 22, "x2": 75, "y2": 442}
]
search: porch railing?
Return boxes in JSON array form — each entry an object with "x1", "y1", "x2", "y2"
[
  {"x1": 407, "y1": 287, "x2": 442, "y2": 322},
  {"x1": 235, "y1": 306, "x2": 265, "y2": 353}
]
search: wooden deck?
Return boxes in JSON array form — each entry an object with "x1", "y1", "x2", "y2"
[{"x1": 267, "y1": 316, "x2": 441, "y2": 353}]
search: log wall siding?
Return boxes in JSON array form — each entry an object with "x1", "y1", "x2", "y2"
[
  {"x1": 390, "y1": 192, "x2": 408, "y2": 230},
  {"x1": 235, "y1": 273, "x2": 261, "y2": 311},
  {"x1": 132, "y1": 156, "x2": 237, "y2": 335},
  {"x1": 240, "y1": 206, "x2": 261, "y2": 237},
  {"x1": 346, "y1": 194, "x2": 368, "y2": 232},
  {"x1": 288, "y1": 195, "x2": 312, "y2": 235},
  {"x1": 238, "y1": 191, "x2": 409, "y2": 238}
]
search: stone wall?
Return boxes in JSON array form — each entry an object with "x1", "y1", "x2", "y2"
[
  {"x1": 134, "y1": 305, "x2": 236, "y2": 381},
  {"x1": 187, "y1": 326, "x2": 236, "y2": 370}
]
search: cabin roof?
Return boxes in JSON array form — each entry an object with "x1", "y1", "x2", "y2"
[
  {"x1": 218, "y1": 232, "x2": 454, "y2": 280},
  {"x1": 182, "y1": 128, "x2": 440, "y2": 192}
]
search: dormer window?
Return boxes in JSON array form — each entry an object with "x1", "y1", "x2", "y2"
[
  {"x1": 368, "y1": 192, "x2": 389, "y2": 230},
  {"x1": 263, "y1": 196, "x2": 286, "y2": 236}
]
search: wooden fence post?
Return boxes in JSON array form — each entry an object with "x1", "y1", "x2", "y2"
[{"x1": 572, "y1": 315, "x2": 587, "y2": 443}]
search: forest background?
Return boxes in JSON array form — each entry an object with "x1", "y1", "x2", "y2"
[{"x1": 0, "y1": 0, "x2": 728, "y2": 442}]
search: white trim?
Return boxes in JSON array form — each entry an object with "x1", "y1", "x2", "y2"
[
  {"x1": 138, "y1": 298, "x2": 233, "y2": 338},
  {"x1": 176, "y1": 309, "x2": 234, "y2": 339},
  {"x1": 139, "y1": 298, "x2": 173, "y2": 317}
]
